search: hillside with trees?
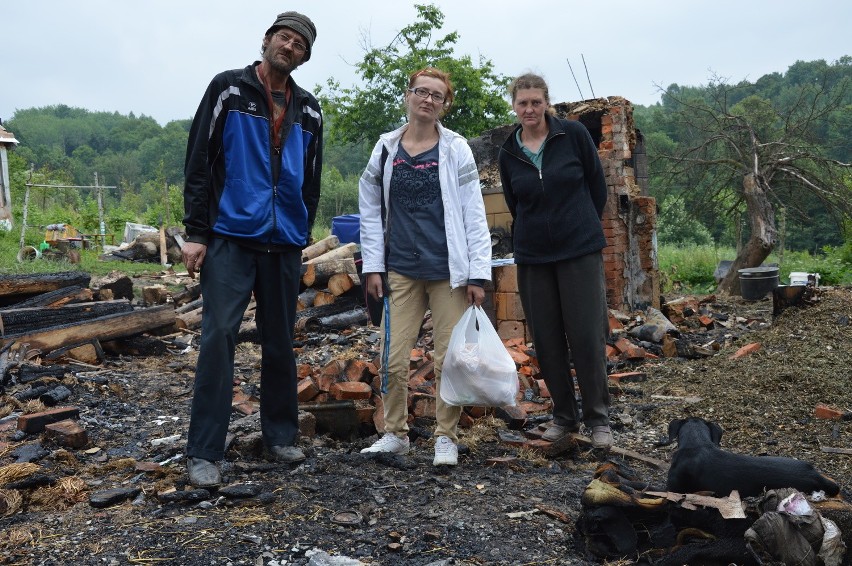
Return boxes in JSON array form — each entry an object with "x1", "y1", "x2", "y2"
[{"x1": 1, "y1": 12, "x2": 849, "y2": 260}]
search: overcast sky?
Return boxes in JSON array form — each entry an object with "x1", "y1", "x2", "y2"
[{"x1": 2, "y1": 0, "x2": 849, "y2": 127}]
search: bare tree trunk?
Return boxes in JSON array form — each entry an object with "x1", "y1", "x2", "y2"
[{"x1": 718, "y1": 173, "x2": 778, "y2": 295}]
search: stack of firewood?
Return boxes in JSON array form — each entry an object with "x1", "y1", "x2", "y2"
[{"x1": 155, "y1": 235, "x2": 369, "y2": 337}]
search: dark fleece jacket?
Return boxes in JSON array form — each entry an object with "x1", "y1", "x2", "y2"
[{"x1": 498, "y1": 114, "x2": 607, "y2": 264}]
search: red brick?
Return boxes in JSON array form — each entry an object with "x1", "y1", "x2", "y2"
[
  {"x1": 18, "y1": 407, "x2": 80, "y2": 433},
  {"x1": 729, "y1": 342, "x2": 761, "y2": 359},
  {"x1": 344, "y1": 359, "x2": 372, "y2": 382},
  {"x1": 297, "y1": 364, "x2": 314, "y2": 379},
  {"x1": 494, "y1": 264, "x2": 519, "y2": 293},
  {"x1": 44, "y1": 419, "x2": 88, "y2": 449},
  {"x1": 608, "y1": 371, "x2": 647, "y2": 383},
  {"x1": 814, "y1": 403, "x2": 844, "y2": 420},
  {"x1": 536, "y1": 379, "x2": 551, "y2": 398},
  {"x1": 411, "y1": 393, "x2": 436, "y2": 418},
  {"x1": 507, "y1": 347, "x2": 529, "y2": 365},
  {"x1": 297, "y1": 377, "x2": 320, "y2": 402},
  {"x1": 329, "y1": 381, "x2": 373, "y2": 401},
  {"x1": 497, "y1": 320, "x2": 525, "y2": 341}
]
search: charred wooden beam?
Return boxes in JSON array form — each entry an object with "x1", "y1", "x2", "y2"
[
  {"x1": 0, "y1": 300, "x2": 133, "y2": 335},
  {"x1": 0, "y1": 285, "x2": 92, "y2": 311},
  {"x1": 0, "y1": 304, "x2": 175, "y2": 356},
  {"x1": 0, "y1": 272, "x2": 92, "y2": 306}
]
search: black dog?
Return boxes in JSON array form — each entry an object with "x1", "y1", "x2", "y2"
[{"x1": 664, "y1": 418, "x2": 840, "y2": 498}]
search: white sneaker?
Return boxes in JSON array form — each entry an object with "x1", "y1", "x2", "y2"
[
  {"x1": 360, "y1": 433, "x2": 410, "y2": 455},
  {"x1": 433, "y1": 436, "x2": 458, "y2": 466}
]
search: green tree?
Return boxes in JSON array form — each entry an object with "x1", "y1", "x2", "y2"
[{"x1": 319, "y1": 4, "x2": 512, "y2": 145}]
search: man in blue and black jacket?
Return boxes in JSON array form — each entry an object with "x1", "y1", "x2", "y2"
[{"x1": 181, "y1": 11, "x2": 322, "y2": 487}]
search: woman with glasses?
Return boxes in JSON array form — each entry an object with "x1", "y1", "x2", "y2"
[
  {"x1": 358, "y1": 67, "x2": 491, "y2": 466},
  {"x1": 498, "y1": 73, "x2": 613, "y2": 450}
]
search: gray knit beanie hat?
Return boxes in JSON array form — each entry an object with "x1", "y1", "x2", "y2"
[{"x1": 266, "y1": 11, "x2": 317, "y2": 60}]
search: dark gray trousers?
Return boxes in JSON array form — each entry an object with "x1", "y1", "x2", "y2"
[
  {"x1": 186, "y1": 238, "x2": 301, "y2": 461},
  {"x1": 517, "y1": 252, "x2": 610, "y2": 428}
]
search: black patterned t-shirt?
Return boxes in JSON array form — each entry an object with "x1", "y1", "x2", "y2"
[{"x1": 386, "y1": 142, "x2": 450, "y2": 280}]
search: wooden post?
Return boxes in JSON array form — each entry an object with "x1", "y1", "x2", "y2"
[
  {"x1": 95, "y1": 172, "x2": 106, "y2": 250},
  {"x1": 19, "y1": 167, "x2": 33, "y2": 250}
]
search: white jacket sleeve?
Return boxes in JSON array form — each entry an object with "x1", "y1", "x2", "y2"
[
  {"x1": 358, "y1": 140, "x2": 387, "y2": 274},
  {"x1": 456, "y1": 140, "x2": 492, "y2": 282}
]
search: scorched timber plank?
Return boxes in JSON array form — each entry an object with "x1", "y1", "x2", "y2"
[
  {"x1": 0, "y1": 271, "x2": 92, "y2": 298},
  {"x1": 0, "y1": 304, "x2": 175, "y2": 354}
]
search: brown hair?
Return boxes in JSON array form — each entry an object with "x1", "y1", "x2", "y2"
[
  {"x1": 509, "y1": 73, "x2": 551, "y2": 105},
  {"x1": 408, "y1": 67, "x2": 454, "y2": 109}
]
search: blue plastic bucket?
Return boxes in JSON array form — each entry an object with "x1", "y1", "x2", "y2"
[{"x1": 331, "y1": 214, "x2": 361, "y2": 244}]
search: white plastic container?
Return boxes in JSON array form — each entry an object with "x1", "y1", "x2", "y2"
[{"x1": 789, "y1": 272, "x2": 819, "y2": 286}]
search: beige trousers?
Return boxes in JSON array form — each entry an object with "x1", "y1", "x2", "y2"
[{"x1": 380, "y1": 271, "x2": 468, "y2": 442}]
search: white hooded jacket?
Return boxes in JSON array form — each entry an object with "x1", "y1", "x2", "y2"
[{"x1": 358, "y1": 122, "x2": 492, "y2": 289}]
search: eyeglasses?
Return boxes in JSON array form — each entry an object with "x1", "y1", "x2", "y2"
[
  {"x1": 408, "y1": 87, "x2": 447, "y2": 104},
  {"x1": 273, "y1": 31, "x2": 307, "y2": 54}
]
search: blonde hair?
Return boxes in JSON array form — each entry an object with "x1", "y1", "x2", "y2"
[
  {"x1": 408, "y1": 67, "x2": 454, "y2": 109},
  {"x1": 509, "y1": 73, "x2": 551, "y2": 105}
]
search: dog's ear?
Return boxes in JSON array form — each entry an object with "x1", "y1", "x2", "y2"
[
  {"x1": 705, "y1": 421, "x2": 724, "y2": 445},
  {"x1": 667, "y1": 419, "x2": 686, "y2": 444}
]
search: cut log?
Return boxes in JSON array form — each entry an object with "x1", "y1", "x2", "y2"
[
  {"x1": 0, "y1": 272, "x2": 92, "y2": 306},
  {"x1": 174, "y1": 297, "x2": 203, "y2": 315},
  {"x1": 304, "y1": 242, "x2": 359, "y2": 265},
  {"x1": 301, "y1": 257, "x2": 357, "y2": 288},
  {"x1": 175, "y1": 306, "x2": 203, "y2": 331},
  {"x1": 328, "y1": 273, "x2": 359, "y2": 297},
  {"x1": 0, "y1": 285, "x2": 92, "y2": 311},
  {"x1": 0, "y1": 300, "x2": 134, "y2": 335},
  {"x1": 305, "y1": 307, "x2": 369, "y2": 331},
  {"x1": 142, "y1": 285, "x2": 170, "y2": 306},
  {"x1": 44, "y1": 340, "x2": 105, "y2": 365},
  {"x1": 301, "y1": 235, "x2": 340, "y2": 263},
  {"x1": 312, "y1": 290, "x2": 336, "y2": 307},
  {"x1": 0, "y1": 305, "x2": 175, "y2": 356},
  {"x1": 171, "y1": 283, "x2": 201, "y2": 307},
  {"x1": 94, "y1": 274, "x2": 134, "y2": 301},
  {"x1": 297, "y1": 288, "x2": 318, "y2": 311},
  {"x1": 295, "y1": 297, "x2": 360, "y2": 331}
]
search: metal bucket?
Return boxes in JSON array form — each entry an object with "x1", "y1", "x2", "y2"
[
  {"x1": 16, "y1": 245, "x2": 42, "y2": 262},
  {"x1": 738, "y1": 266, "x2": 779, "y2": 300}
]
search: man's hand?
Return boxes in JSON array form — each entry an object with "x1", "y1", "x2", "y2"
[
  {"x1": 182, "y1": 242, "x2": 207, "y2": 279},
  {"x1": 466, "y1": 284, "x2": 485, "y2": 306},
  {"x1": 365, "y1": 273, "x2": 385, "y2": 301}
]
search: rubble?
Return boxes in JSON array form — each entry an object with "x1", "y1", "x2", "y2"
[{"x1": 0, "y1": 263, "x2": 848, "y2": 563}]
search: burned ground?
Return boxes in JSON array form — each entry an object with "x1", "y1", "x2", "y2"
[{"x1": 0, "y1": 285, "x2": 850, "y2": 565}]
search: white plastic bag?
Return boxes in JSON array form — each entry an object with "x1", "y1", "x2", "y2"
[{"x1": 440, "y1": 305, "x2": 518, "y2": 407}]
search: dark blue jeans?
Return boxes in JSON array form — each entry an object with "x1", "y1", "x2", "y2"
[{"x1": 186, "y1": 238, "x2": 301, "y2": 461}]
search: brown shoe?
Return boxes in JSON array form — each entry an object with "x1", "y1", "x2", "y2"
[{"x1": 590, "y1": 426, "x2": 613, "y2": 450}]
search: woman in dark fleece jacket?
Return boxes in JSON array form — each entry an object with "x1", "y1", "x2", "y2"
[{"x1": 498, "y1": 73, "x2": 613, "y2": 450}]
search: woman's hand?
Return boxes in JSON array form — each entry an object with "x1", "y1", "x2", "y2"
[
  {"x1": 466, "y1": 284, "x2": 485, "y2": 306},
  {"x1": 365, "y1": 273, "x2": 385, "y2": 301}
]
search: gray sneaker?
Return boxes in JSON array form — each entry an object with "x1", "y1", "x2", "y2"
[
  {"x1": 268, "y1": 445, "x2": 307, "y2": 463},
  {"x1": 590, "y1": 426, "x2": 613, "y2": 450},
  {"x1": 187, "y1": 457, "x2": 221, "y2": 488},
  {"x1": 542, "y1": 422, "x2": 580, "y2": 442}
]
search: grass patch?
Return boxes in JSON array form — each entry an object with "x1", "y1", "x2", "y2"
[
  {"x1": 0, "y1": 230, "x2": 168, "y2": 278},
  {"x1": 658, "y1": 243, "x2": 852, "y2": 294}
]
